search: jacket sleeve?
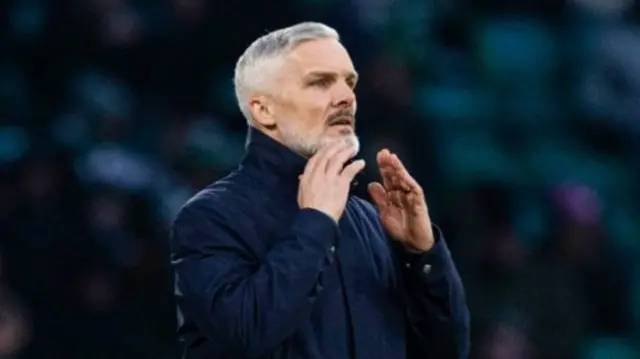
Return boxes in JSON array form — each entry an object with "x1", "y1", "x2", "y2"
[
  {"x1": 357, "y1": 198, "x2": 470, "y2": 358},
  {"x1": 395, "y1": 225, "x2": 471, "y2": 359},
  {"x1": 170, "y1": 197, "x2": 339, "y2": 358}
]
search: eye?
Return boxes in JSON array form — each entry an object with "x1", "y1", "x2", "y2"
[{"x1": 309, "y1": 78, "x2": 332, "y2": 87}]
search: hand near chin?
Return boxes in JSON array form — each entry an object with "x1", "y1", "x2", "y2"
[{"x1": 298, "y1": 140, "x2": 365, "y2": 222}]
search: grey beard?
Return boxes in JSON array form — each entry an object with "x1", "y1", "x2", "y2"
[{"x1": 287, "y1": 133, "x2": 360, "y2": 158}]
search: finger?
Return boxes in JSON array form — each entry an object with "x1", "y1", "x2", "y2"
[
  {"x1": 303, "y1": 141, "x2": 345, "y2": 178},
  {"x1": 309, "y1": 141, "x2": 342, "y2": 172},
  {"x1": 316, "y1": 141, "x2": 350, "y2": 175},
  {"x1": 377, "y1": 149, "x2": 394, "y2": 189},
  {"x1": 389, "y1": 189, "x2": 404, "y2": 208},
  {"x1": 367, "y1": 182, "x2": 390, "y2": 212},
  {"x1": 380, "y1": 166, "x2": 394, "y2": 190},
  {"x1": 389, "y1": 154, "x2": 422, "y2": 194},
  {"x1": 389, "y1": 153, "x2": 410, "y2": 177},
  {"x1": 340, "y1": 159, "x2": 366, "y2": 182},
  {"x1": 326, "y1": 145, "x2": 357, "y2": 176},
  {"x1": 388, "y1": 154, "x2": 411, "y2": 178},
  {"x1": 407, "y1": 191, "x2": 427, "y2": 214},
  {"x1": 376, "y1": 149, "x2": 393, "y2": 174},
  {"x1": 376, "y1": 148, "x2": 392, "y2": 166},
  {"x1": 377, "y1": 148, "x2": 398, "y2": 191}
]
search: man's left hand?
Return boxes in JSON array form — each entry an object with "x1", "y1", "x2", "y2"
[{"x1": 368, "y1": 149, "x2": 434, "y2": 252}]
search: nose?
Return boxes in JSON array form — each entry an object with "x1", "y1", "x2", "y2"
[{"x1": 331, "y1": 81, "x2": 356, "y2": 108}]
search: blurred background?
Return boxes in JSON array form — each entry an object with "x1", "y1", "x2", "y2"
[{"x1": 0, "y1": 0, "x2": 639, "y2": 358}]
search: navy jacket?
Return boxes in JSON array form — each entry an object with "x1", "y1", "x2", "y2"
[{"x1": 170, "y1": 127, "x2": 470, "y2": 359}]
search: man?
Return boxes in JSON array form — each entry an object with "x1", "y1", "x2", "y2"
[{"x1": 170, "y1": 22, "x2": 470, "y2": 359}]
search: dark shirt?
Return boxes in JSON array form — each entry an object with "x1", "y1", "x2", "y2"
[{"x1": 170, "y1": 127, "x2": 470, "y2": 359}]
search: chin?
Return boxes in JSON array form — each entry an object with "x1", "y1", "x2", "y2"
[
  {"x1": 346, "y1": 134, "x2": 360, "y2": 155},
  {"x1": 321, "y1": 132, "x2": 360, "y2": 155}
]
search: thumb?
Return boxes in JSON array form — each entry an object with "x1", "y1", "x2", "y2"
[{"x1": 368, "y1": 182, "x2": 389, "y2": 212}]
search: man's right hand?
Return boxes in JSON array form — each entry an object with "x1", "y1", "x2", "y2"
[{"x1": 297, "y1": 140, "x2": 366, "y2": 223}]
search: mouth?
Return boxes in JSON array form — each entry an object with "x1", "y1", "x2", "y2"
[{"x1": 328, "y1": 116, "x2": 354, "y2": 127}]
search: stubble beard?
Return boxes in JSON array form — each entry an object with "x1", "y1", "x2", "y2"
[{"x1": 281, "y1": 127, "x2": 360, "y2": 158}]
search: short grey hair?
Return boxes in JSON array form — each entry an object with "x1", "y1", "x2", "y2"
[{"x1": 233, "y1": 22, "x2": 340, "y2": 125}]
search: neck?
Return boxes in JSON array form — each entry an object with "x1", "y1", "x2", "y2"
[
  {"x1": 240, "y1": 127, "x2": 308, "y2": 189},
  {"x1": 240, "y1": 127, "x2": 362, "y2": 193}
]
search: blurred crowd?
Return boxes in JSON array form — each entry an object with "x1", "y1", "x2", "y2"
[{"x1": 1, "y1": 0, "x2": 639, "y2": 358}]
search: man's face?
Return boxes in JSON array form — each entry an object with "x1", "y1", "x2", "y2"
[{"x1": 264, "y1": 38, "x2": 359, "y2": 157}]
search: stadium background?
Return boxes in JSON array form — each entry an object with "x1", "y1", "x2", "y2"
[{"x1": 0, "y1": 0, "x2": 639, "y2": 358}]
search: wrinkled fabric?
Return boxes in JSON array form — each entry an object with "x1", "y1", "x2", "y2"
[{"x1": 170, "y1": 127, "x2": 470, "y2": 359}]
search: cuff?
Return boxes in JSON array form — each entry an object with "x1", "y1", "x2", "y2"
[
  {"x1": 398, "y1": 224, "x2": 450, "y2": 283},
  {"x1": 293, "y1": 208, "x2": 340, "y2": 257}
]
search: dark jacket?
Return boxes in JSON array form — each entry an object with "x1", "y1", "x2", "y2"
[{"x1": 170, "y1": 127, "x2": 470, "y2": 359}]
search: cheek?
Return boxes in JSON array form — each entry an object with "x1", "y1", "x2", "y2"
[{"x1": 299, "y1": 97, "x2": 329, "y2": 130}]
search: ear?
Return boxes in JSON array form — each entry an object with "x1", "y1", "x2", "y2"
[{"x1": 249, "y1": 95, "x2": 277, "y2": 128}]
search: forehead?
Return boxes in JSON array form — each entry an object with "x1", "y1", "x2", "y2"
[{"x1": 283, "y1": 38, "x2": 355, "y2": 75}]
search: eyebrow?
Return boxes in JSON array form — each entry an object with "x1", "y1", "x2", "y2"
[{"x1": 305, "y1": 70, "x2": 359, "y2": 82}]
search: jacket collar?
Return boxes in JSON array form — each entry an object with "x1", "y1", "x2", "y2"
[{"x1": 240, "y1": 127, "x2": 307, "y2": 188}]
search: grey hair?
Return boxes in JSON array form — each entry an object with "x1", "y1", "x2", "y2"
[{"x1": 233, "y1": 22, "x2": 340, "y2": 125}]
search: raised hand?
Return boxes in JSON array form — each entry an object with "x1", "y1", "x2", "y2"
[{"x1": 368, "y1": 149, "x2": 434, "y2": 252}]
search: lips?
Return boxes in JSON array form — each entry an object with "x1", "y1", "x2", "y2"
[{"x1": 328, "y1": 116, "x2": 354, "y2": 127}]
